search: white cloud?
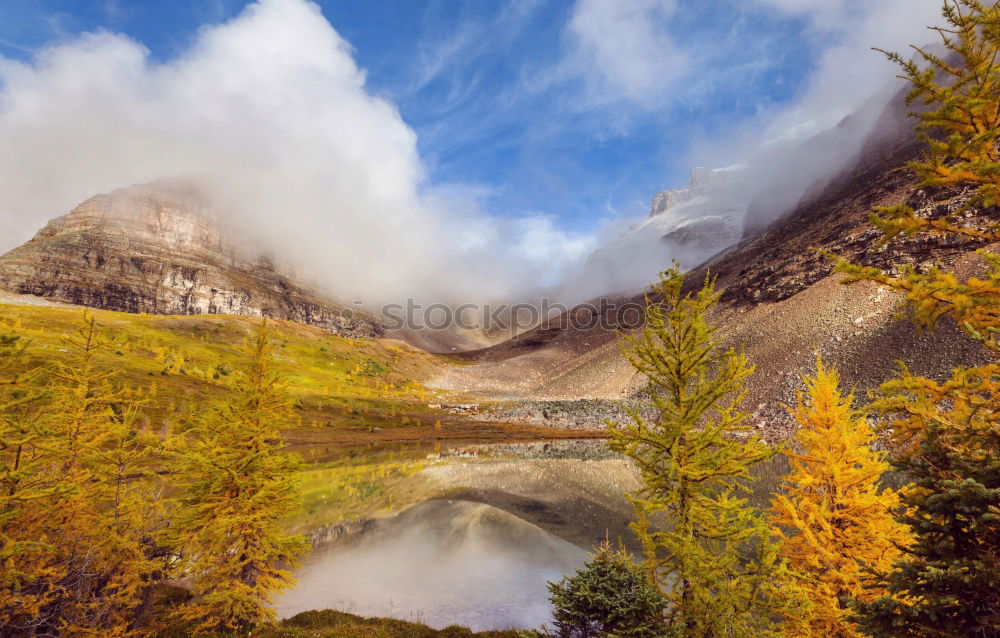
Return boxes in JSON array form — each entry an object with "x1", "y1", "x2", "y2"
[
  {"x1": 0, "y1": 0, "x2": 592, "y2": 306},
  {"x1": 751, "y1": 0, "x2": 856, "y2": 28},
  {"x1": 754, "y1": 0, "x2": 942, "y2": 137},
  {"x1": 562, "y1": 0, "x2": 941, "y2": 119},
  {"x1": 0, "y1": 0, "x2": 954, "y2": 309},
  {"x1": 566, "y1": 0, "x2": 686, "y2": 107},
  {"x1": 510, "y1": 215, "x2": 597, "y2": 284}
]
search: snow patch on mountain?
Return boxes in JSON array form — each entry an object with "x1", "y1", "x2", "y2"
[{"x1": 571, "y1": 166, "x2": 748, "y2": 297}]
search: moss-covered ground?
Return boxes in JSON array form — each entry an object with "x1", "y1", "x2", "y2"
[
  {"x1": 154, "y1": 609, "x2": 526, "y2": 637},
  {"x1": 271, "y1": 610, "x2": 525, "y2": 638}
]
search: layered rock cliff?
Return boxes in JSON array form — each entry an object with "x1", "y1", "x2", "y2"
[{"x1": 0, "y1": 182, "x2": 382, "y2": 338}]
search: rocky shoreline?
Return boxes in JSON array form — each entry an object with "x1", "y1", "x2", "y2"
[
  {"x1": 441, "y1": 396, "x2": 797, "y2": 443},
  {"x1": 459, "y1": 398, "x2": 649, "y2": 430},
  {"x1": 439, "y1": 439, "x2": 620, "y2": 461}
]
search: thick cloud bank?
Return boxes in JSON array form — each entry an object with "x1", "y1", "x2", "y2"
[{"x1": 0, "y1": 0, "x2": 593, "y2": 306}]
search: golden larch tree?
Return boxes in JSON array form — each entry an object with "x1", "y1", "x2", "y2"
[
  {"x1": 872, "y1": 0, "x2": 1000, "y2": 240},
  {"x1": 40, "y1": 317, "x2": 161, "y2": 636},
  {"x1": 608, "y1": 267, "x2": 804, "y2": 638},
  {"x1": 1, "y1": 315, "x2": 164, "y2": 636},
  {"x1": 770, "y1": 358, "x2": 911, "y2": 638},
  {"x1": 835, "y1": 3, "x2": 1000, "y2": 635},
  {"x1": 0, "y1": 330, "x2": 65, "y2": 632},
  {"x1": 171, "y1": 319, "x2": 308, "y2": 634}
]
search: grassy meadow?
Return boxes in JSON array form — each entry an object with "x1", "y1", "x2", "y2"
[
  {"x1": 0, "y1": 302, "x2": 586, "y2": 449},
  {"x1": 0, "y1": 302, "x2": 447, "y2": 431}
]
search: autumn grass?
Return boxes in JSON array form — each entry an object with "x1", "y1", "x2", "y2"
[
  {"x1": 269, "y1": 610, "x2": 524, "y2": 638},
  {"x1": 0, "y1": 303, "x2": 592, "y2": 454},
  {"x1": 0, "y1": 302, "x2": 451, "y2": 434},
  {"x1": 152, "y1": 609, "x2": 526, "y2": 637}
]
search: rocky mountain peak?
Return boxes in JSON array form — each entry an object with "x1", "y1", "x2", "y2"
[
  {"x1": 0, "y1": 181, "x2": 382, "y2": 338},
  {"x1": 574, "y1": 165, "x2": 747, "y2": 296},
  {"x1": 649, "y1": 166, "x2": 716, "y2": 217}
]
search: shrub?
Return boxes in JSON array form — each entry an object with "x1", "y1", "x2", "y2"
[{"x1": 547, "y1": 541, "x2": 667, "y2": 638}]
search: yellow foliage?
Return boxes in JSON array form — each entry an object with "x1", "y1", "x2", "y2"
[
  {"x1": 837, "y1": 4, "x2": 1000, "y2": 353},
  {"x1": 839, "y1": 253, "x2": 1000, "y2": 352},
  {"x1": 1, "y1": 316, "x2": 168, "y2": 636},
  {"x1": 608, "y1": 268, "x2": 803, "y2": 637},
  {"x1": 868, "y1": 1, "x2": 1000, "y2": 241},
  {"x1": 170, "y1": 320, "x2": 308, "y2": 634},
  {"x1": 830, "y1": 5, "x2": 1000, "y2": 634},
  {"x1": 0, "y1": 330, "x2": 65, "y2": 632},
  {"x1": 0, "y1": 306, "x2": 444, "y2": 633},
  {"x1": 771, "y1": 358, "x2": 912, "y2": 637},
  {"x1": 876, "y1": 359, "x2": 1000, "y2": 468}
]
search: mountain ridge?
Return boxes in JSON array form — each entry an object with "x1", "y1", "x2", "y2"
[
  {"x1": 0, "y1": 181, "x2": 383, "y2": 338},
  {"x1": 426, "y1": 86, "x2": 996, "y2": 439}
]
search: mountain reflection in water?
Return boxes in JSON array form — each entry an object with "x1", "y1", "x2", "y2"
[{"x1": 273, "y1": 499, "x2": 588, "y2": 631}]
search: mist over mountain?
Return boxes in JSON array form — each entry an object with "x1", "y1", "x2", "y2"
[
  {"x1": 0, "y1": 0, "x2": 593, "y2": 309},
  {"x1": 0, "y1": 180, "x2": 383, "y2": 337},
  {"x1": 560, "y1": 85, "x2": 897, "y2": 301}
]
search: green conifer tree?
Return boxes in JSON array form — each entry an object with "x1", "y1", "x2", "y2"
[
  {"x1": 608, "y1": 267, "x2": 803, "y2": 638},
  {"x1": 172, "y1": 319, "x2": 308, "y2": 634},
  {"x1": 547, "y1": 540, "x2": 667, "y2": 638},
  {"x1": 850, "y1": 366, "x2": 1000, "y2": 637}
]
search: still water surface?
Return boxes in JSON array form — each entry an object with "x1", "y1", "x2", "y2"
[{"x1": 274, "y1": 499, "x2": 588, "y2": 631}]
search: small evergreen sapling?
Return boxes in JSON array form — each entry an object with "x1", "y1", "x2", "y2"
[{"x1": 547, "y1": 540, "x2": 667, "y2": 638}]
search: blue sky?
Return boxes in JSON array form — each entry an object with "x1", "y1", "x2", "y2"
[
  {"x1": 0, "y1": 0, "x2": 841, "y2": 233},
  {"x1": 0, "y1": 1, "x2": 943, "y2": 302}
]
